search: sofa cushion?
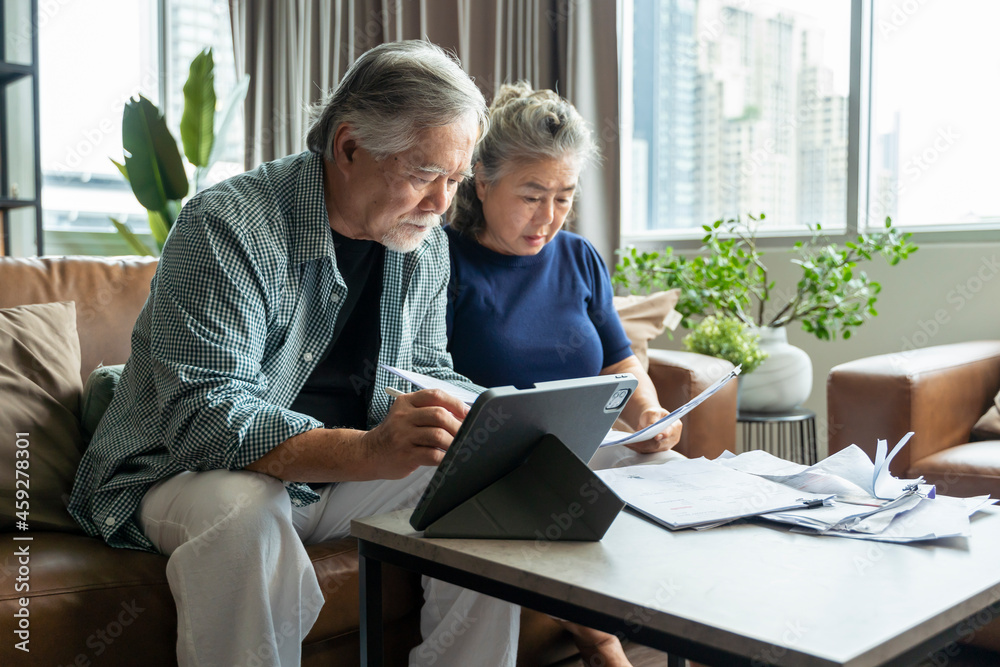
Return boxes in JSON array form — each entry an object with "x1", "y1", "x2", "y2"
[
  {"x1": 0, "y1": 256, "x2": 159, "y2": 384},
  {"x1": 972, "y1": 388, "x2": 1000, "y2": 441},
  {"x1": 908, "y1": 441, "x2": 1000, "y2": 498},
  {"x1": 613, "y1": 290, "x2": 681, "y2": 371},
  {"x1": 0, "y1": 301, "x2": 86, "y2": 533},
  {"x1": 81, "y1": 363, "x2": 125, "y2": 441}
]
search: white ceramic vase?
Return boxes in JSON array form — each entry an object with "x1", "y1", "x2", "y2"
[{"x1": 737, "y1": 327, "x2": 812, "y2": 413}]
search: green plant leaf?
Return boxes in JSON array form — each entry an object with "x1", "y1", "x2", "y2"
[
  {"x1": 613, "y1": 214, "x2": 916, "y2": 342},
  {"x1": 180, "y1": 49, "x2": 217, "y2": 168},
  {"x1": 147, "y1": 209, "x2": 171, "y2": 249},
  {"x1": 110, "y1": 158, "x2": 129, "y2": 182},
  {"x1": 123, "y1": 95, "x2": 189, "y2": 209},
  {"x1": 110, "y1": 217, "x2": 156, "y2": 256}
]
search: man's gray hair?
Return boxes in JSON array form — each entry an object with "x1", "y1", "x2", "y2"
[
  {"x1": 449, "y1": 81, "x2": 599, "y2": 238},
  {"x1": 306, "y1": 40, "x2": 488, "y2": 160}
]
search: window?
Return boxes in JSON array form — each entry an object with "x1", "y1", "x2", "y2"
[
  {"x1": 164, "y1": 0, "x2": 243, "y2": 181},
  {"x1": 38, "y1": 0, "x2": 242, "y2": 256},
  {"x1": 622, "y1": 0, "x2": 1000, "y2": 240},
  {"x1": 868, "y1": 0, "x2": 1000, "y2": 229}
]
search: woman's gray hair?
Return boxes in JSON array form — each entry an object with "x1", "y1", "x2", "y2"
[
  {"x1": 306, "y1": 40, "x2": 488, "y2": 160},
  {"x1": 449, "y1": 81, "x2": 600, "y2": 238}
]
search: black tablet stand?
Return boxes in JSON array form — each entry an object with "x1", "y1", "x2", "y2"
[{"x1": 422, "y1": 434, "x2": 625, "y2": 541}]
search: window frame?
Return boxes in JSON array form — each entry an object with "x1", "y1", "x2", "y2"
[{"x1": 618, "y1": 0, "x2": 1000, "y2": 252}]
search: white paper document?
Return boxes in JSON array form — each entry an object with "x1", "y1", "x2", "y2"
[
  {"x1": 595, "y1": 457, "x2": 833, "y2": 529},
  {"x1": 760, "y1": 492, "x2": 925, "y2": 534},
  {"x1": 715, "y1": 436, "x2": 928, "y2": 500},
  {"x1": 807, "y1": 495, "x2": 997, "y2": 543},
  {"x1": 599, "y1": 365, "x2": 741, "y2": 447},
  {"x1": 379, "y1": 364, "x2": 481, "y2": 405}
]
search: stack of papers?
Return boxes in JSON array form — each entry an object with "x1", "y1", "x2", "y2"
[{"x1": 597, "y1": 433, "x2": 996, "y2": 542}]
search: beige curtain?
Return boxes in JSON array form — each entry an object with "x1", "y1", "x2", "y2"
[{"x1": 229, "y1": 0, "x2": 620, "y2": 262}]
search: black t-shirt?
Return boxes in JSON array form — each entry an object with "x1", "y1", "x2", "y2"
[{"x1": 289, "y1": 228, "x2": 385, "y2": 430}]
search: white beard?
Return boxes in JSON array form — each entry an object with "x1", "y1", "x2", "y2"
[{"x1": 381, "y1": 215, "x2": 439, "y2": 253}]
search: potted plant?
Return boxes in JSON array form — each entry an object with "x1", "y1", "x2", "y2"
[
  {"x1": 110, "y1": 49, "x2": 250, "y2": 255},
  {"x1": 683, "y1": 315, "x2": 768, "y2": 373},
  {"x1": 614, "y1": 214, "x2": 918, "y2": 411}
]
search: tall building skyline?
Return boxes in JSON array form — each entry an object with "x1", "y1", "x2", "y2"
[
  {"x1": 631, "y1": 0, "x2": 892, "y2": 232},
  {"x1": 632, "y1": 0, "x2": 698, "y2": 231}
]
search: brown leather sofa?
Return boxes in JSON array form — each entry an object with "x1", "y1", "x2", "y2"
[
  {"x1": 827, "y1": 341, "x2": 1000, "y2": 657},
  {"x1": 0, "y1": 255, "x2": 737, "y2": 666}
]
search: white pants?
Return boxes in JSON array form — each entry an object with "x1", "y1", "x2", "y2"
[{"x1": 139, "y1": 468, "x2": 519, "y2": 667}]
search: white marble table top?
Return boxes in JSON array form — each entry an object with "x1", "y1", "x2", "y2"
[{"x1": 352, "y1": 506, "x2": 1000, "y2": 667}]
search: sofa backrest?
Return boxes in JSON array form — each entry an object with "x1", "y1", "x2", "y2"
[{"x1": 0, "y1": 256, "x2": 158, "y2": 383}]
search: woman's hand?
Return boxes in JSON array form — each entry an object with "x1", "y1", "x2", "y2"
[
  {"x1": 623, "y1": 407, "x2": 682, "y2": 454},
  {"x1": 602, "y1": 355, "x2": 681, "y2": 454}
]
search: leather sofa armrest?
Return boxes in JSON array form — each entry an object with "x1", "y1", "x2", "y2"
[
  {"x1": 827, "y1": 341, "x2": 1000, "y2": 475},
  {"x1": 647, "y1": 349, "x2": 737, "y2": 459}
]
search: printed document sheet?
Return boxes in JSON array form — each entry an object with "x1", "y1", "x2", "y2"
[{"x1": 595, "y1": 457, "x2": 832, "y2": 529}]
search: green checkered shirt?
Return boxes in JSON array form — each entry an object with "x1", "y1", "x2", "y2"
[{"x1": 69, "y1": 151, "x2": 477, "y2": 552}]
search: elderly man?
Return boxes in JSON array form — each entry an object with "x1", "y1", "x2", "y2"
[{"x1": 69, "y1": 41, "x2": 519, "y2": 666}]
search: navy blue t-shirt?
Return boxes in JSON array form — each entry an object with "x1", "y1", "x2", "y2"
[{"x1": 445, "y1": 225, "x2": 633, "y2": 389}]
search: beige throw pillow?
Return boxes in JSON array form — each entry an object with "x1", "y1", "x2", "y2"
[
  {"x1": 0, "y1": 301, "x2": 86, "y2": 533},
  {"x1": 613, "y1": 289, "x2": 682, "y2": 371},
  {"x1": 971, "y1": 389, "x2": 1000, "y2": 441}
]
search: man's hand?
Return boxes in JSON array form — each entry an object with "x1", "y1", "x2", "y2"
[
  {"x1": 245, "y1": 389, "x2": 469, "y2": 483},
  {"x1": 623, "y1": 408, "x2": 683, "y2": 454},
  {"x1": 360, "y1": 389, "x2": 469, "y2": 479}
]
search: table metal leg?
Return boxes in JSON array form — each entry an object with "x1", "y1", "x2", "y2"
[{"x1": 359, "y1": 553, "x2": 383, "y2": 667}]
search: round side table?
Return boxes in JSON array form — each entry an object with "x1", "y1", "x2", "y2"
[{"x1": 737, "y1": 408, "x2": 818, "y2": 465}]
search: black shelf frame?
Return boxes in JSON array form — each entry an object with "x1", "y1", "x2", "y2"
[{"x1": 0, "y1": 0, "x2": 44, "y2": 256}]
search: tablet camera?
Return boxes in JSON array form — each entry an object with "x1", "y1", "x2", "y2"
[{"x1": 604, "y1": 388, "x2": 632, "y2": 411}]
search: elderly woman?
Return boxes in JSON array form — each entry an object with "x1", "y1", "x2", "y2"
[
  {"x1": 444, "y1": 82, "x2": 682, "y2": 666},
  {"x1": 446, "y1": 81, "x2": 681, "y2": 456}
]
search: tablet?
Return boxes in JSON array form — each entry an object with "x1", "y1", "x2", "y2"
[{"x1": 409, "y1": 373, "x2": 638, "y2": 532}]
